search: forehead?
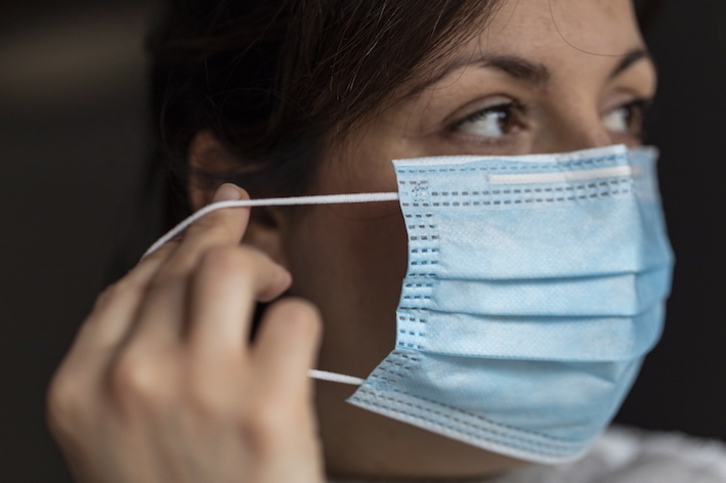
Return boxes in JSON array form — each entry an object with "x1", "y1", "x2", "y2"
[
  {"x1": 400, "y1": 0, "x2": 649, "y2": 97},
  {"x1": 479, "y1": 0, "x2": 643, "y2": 57}
]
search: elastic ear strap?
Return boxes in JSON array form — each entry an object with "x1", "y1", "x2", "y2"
[
  {"x1": 142, "y1": 192, "x2": 399, "y2": 259},
  {"x1": 308, "y1": 369, "x2": 365, "y2": 386}
]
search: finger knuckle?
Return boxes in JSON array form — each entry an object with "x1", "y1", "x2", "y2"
[
  {"x1": 154, "y1": 245, "x2": 250, "y2": 285},
  {"x1": 198, "y1": 247, "x2": 264, "y2": 288},
  {"x1": 93, "y1": 279, "x2": 133, "y2": 310},
  {"x1": 239, "y1": 402, "x2": 289, "y2": 453},
  {"x1": 189, "y1": 216, "x2": 238, "y2": 241},
  {"x1": 275, "y1": 299, "x2": 323, "y2": 338},
  {"x1": 147, "y1": 238, "x2": 180, "y2": 259},
  {"x1": 108, "y1": 355, "x2": 172, "y2": 409},
  {"x1": 46, "y1": 364, "x2": 95, "y2": 440},
  {"x1": 153, "y1": 257, "x2": 193, "y2": 283},
  {"x1": 201, "y1": 246, "x2": 253, "y2": 272},
  {"x1": 183, "y1": 379, "x2": 232, "y2": 419}
]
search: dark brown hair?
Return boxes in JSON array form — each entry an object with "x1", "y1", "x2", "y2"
[{"x1": 146, "y1": 0, "x2": 504, "y2": 225}]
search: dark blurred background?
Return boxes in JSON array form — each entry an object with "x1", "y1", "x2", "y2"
[{"x1": 1, "y1": 1, "x2": 724, "y2": 481}]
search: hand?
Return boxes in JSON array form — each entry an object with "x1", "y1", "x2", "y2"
[{"x1": 47, "y1": 184, "x2": 324, "y2": 483}]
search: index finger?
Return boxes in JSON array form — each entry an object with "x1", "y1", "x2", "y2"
[{"x1": 158, "y1": 183, "x2": 252, "y2": 277}]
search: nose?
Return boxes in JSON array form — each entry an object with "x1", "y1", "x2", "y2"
[
  {"x1": 534, "y1": 105, "x2": 616, "y2": 154},
  {"x1": 563, "y1": 123, "x2": 614, "y2": 151}
]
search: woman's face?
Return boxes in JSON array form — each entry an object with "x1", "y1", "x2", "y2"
[{"x1": 277, "y1": 0, "x2": 656, "y2": 477}]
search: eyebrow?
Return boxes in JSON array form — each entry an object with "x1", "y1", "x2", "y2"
[
  {"x1": 423, "y1": 47, "x2": 651, "y2": 90},
  {"x1": 482, "y1": 56, "x2": 551, "y2": 85},
  {"x1": 608, "y1": 48, "x2": 650, "y2": 79}
]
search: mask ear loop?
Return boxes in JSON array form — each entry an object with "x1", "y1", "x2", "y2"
[
  {"x1": 142, "y1": 192, "x2": 400, "y2": 259},
  {"x1": 309, "y1": 369, "x2": 364, "y2": 385},
  {"x1": 142, "y1": 192, "x2": 399, "y2": 386}
]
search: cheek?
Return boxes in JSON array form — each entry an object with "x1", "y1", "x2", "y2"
[{"x1": 286, "y1": 205, "x2": 409, "y2": 377}]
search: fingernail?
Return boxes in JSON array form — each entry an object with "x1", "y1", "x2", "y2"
[{"x1": 212, "y1": 183, "x2": 243, "y2": 203}]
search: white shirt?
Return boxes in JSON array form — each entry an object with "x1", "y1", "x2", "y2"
[{"x1": 329, "y1": 426, "x2": 726, "y2": 483}]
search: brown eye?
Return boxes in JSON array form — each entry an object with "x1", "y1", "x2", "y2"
[
  {"x1": 452, "y1": 102, "x2": 523, "y2": 139},
  {"x1": 602, "y1": 99, "x2": 649, "y2": 138}
]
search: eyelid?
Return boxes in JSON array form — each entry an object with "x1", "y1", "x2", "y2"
[
  {"x1": 623, "y1": 98, "x2": 652, "y2": 115},
  {"x1": 450, "y1": 102, "x2": 523, "y2": 138},
  {"x1": 601, "y1": 96, "x2": 653, "y2": 122},
  {"x1": 444, "y1": 95, "x2": 520, "y2": 128},
  {"x1": 446, "y1": 98, "x2": 527, "y2": 148},
  {"x1": 602, "y1": 97, "x2": 652, "y2": 143},
  {"x1": 601, "y1": 87, "x2": 654, "y2": 113}
]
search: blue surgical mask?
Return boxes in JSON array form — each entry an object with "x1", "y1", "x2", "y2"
[{"x1": 146, "y1": 144, "x2": 674, "y2": 464}]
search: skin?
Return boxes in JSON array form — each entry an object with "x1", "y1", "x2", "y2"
[{"x1": 48, "y1": 0, "x2": 657, "y2": 481}]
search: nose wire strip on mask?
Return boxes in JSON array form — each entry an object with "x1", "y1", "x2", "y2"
[{"x1": 142, "y1": 192, "x2": 398, "y2": 387}]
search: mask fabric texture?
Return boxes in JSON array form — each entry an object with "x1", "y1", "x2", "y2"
[{"x1": 346, "y1": 145, "x2": 673, "y2": 464}]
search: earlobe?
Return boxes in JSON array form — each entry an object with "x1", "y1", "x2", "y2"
[{"x1": 187, "y1": 130, "x2": 291, "y2": 269}]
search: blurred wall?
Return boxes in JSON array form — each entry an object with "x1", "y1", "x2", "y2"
[
  {"x1": 1, "y1": 2, "x2": 154, "y2": 481},
  {"x1": 1, "y1": 1, "x2": 724, "y2": 481}
]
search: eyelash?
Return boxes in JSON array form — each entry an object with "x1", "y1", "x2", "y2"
[
  {"x1": 607, "y1": 98, "x2": 652, "y2": 138},
  {"x1": 448, "y1": 97, "x2": 652, "y2": 144},
  {"x1": 449, "y1": 101, "x2": 525, "y2": 143}
]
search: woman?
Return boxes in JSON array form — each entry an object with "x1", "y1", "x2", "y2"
[{"x1": 46, "y1": 0, "x2": 726, "y2": 481}]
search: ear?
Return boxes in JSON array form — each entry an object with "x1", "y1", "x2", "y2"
[{"x1": 187, "y1": 130, "x2": 290, "y2": 268}]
